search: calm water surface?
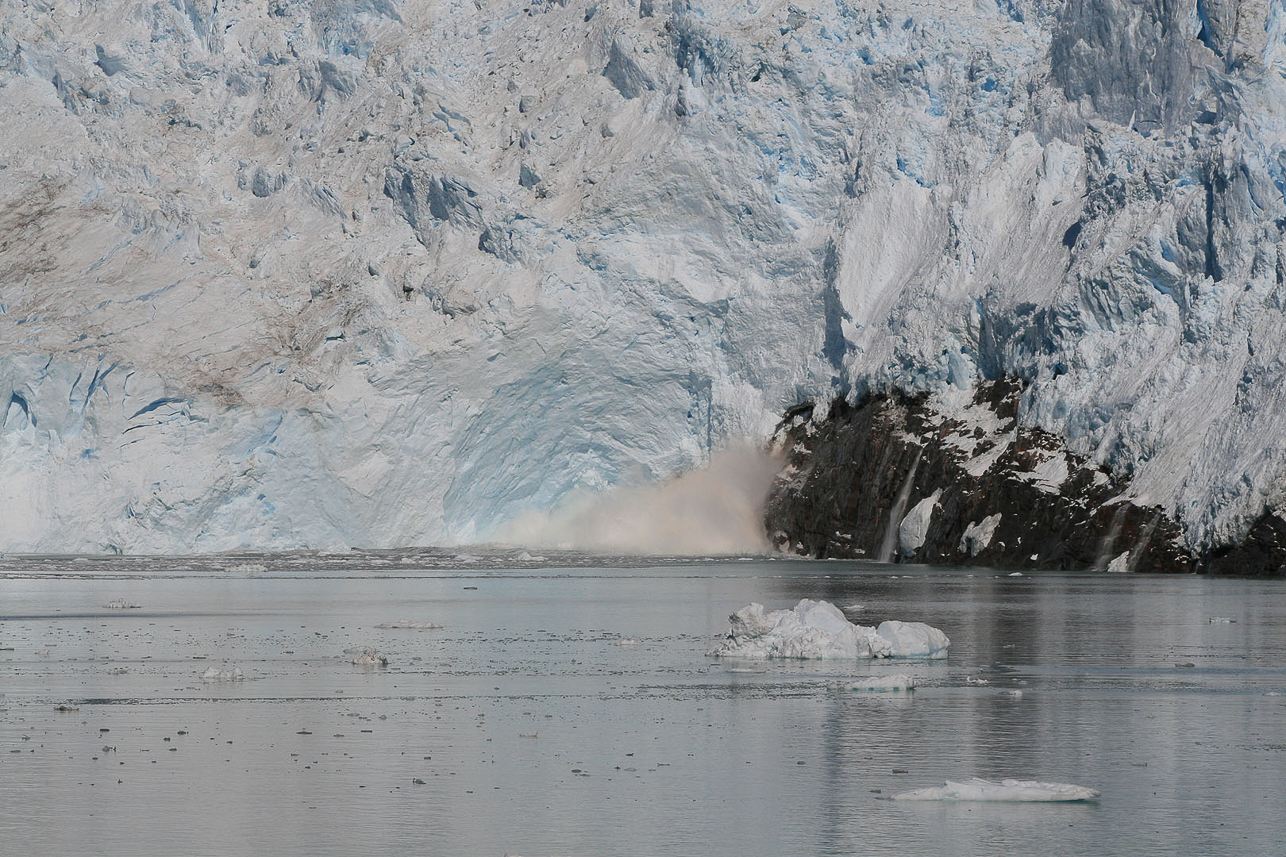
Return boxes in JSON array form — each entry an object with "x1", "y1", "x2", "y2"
[{"x1": 2, "y1": 552, "x2": 1284, "y2": 856}]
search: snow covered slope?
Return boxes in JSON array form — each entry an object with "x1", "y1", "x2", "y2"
[{"x1": 0, "y1": 0, "x2": 1283, "y2": 553}]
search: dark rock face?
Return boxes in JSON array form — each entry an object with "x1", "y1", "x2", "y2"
[
  {"x1": 1196, "y1": 513, "x2": 1286, "y2": 576},
  {"x1": 764, "y1": 379, "x2": 1199, "y2": 572}
]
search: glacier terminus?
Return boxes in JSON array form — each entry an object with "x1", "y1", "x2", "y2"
[{"x1": 1, "y1": 0, "x2": 1285, "y2": 567}]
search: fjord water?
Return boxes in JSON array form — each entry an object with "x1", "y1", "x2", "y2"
[{"x1": 2, "y1": 554, "x2": 1284, "y2": 856}]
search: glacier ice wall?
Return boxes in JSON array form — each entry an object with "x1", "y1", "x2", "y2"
[{"x1": 0, "y1": 0, "x2": 1283, "y2": 552}]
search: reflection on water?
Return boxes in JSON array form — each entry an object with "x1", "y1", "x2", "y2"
[{"x1": 2, "y1": 553, "x2": 1284, "y2": 856}]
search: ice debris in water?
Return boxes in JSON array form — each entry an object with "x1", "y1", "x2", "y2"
[
  {"x1": 347, "y1": 648, "x2": 389, "y2": 666},
  {"x1": 103, "y1": 599, "x2": 141, "y2": 609},
  {"x1": 374, "y1": 621, "x2": 443, "y2": 630},
  {"x1": 892, "y1": 778, "x2": 1100, "y2": 802},
  {"x1": 201, "y1": 666, "x2": 244, "y2": 681},
  {"x1": 710, "y1": 600, "x2": 949, "y2": 660},
  {"x1": 848, "y1": 674, "x2": 915, "y2": 692},
  {"x1": 228, "y1": 563, "x2": 266, "y2": 575},
  {"x1": 1209, "y1": 617, "x2": 1235, "y2": 624}
]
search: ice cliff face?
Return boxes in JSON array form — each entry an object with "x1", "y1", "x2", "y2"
[{"x1": 1, "y1": 0, "x2": 1284, "y2": 553}]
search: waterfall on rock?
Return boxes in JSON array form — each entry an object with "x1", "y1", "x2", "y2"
[{"x1": 879, "y1": 448, "x2": 922, "y2": 563}]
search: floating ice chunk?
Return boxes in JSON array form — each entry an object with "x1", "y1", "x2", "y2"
[
  {"x1": 892, "y1": 778, "x2": 1099, "y2": 802},
  {"x1": 104, "y1": 599, "x2": 142, "y2": 609},
  {"x1": 965, "y1": 675, "x2": 990, "y2": 686},
  {"x1": 874, "y1": 620, "x2": 951, "y2": 659},
  {"x1": 709, "y1": 600, "x2": 949, "y2": 660},
  {"x1": 201, "y1": 666, "x2": 244, "y2": 681},
  {"x1": 1208, "y1": 616, "x2": 1235, "y2": 624},
  {"x1": 348, "y1": 648, "x2": 389, "y2": 666},
  {"x1": 849, "y1": 674, "x2": 914, "y2": 692},
  {"x1": 1008, "y1": 572, "x2": 1023, "y2": 577},
  {"x1": 228, "y1": 563, "x2": 266, "y2": 575},
  {"x1": 374, "y1": 621, "x2": 443, "y2": 630}
]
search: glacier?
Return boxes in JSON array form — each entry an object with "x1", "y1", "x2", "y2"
[{"x1": 0, "y1": 0, "x2": 1284, "y2": 554}]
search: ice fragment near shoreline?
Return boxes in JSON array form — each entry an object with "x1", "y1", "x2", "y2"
[
  {"x1": 374, "y1": 621, "x2": 443, "y2": 630},
  {"x1": 892, "y1": 778, "x2": 1099, "y2": 802},
  {"x1": 710, "y1": 600, "x2": 949, "y2": 659}
]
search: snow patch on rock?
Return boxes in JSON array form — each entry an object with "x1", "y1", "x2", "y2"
[
  {"x1": 898, "y1": 490, "x2": 942, "y2": 556},
  {"x1": 959, "y1": 514, "x2": 1003, "y2": 556}
]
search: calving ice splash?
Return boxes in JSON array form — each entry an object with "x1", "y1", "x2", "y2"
[{"x1": 710, "y1": 599, "x2": 949, "y2": 660}]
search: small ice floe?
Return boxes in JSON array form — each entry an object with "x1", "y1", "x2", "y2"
[
  {"x1": 848, "y1": 674, "x2": 914, "y2": 692},
  {"x1": 709, "y1": 600, "x2": 949, "y2": 660},
  {"x1": 200, "y1": 666, "x2": 244, "y2": 681},
  {"x1": 1208, "y1": 617, "x2": 1235, "y2": 624},
  {"x1": 1007, "y1": 572, "x2": 1023, "y2": 577},
  {"x1": 1002, "y1": 689, "x2": 1023, "y2": 698},
  {"x1": 347, "y1": 648, "x2": 389, "y2": 667},
  {"x1": 892, "y1": 778, "x2": 1099, "y2": 802},
  {"x1": 228, "y1": 563, "x2": 266, "y2": 575},
  {"x1": 616, "y1": 637, "x2": 641, "y2": 647},
  {"x1": 54, "y1": 704, "x2": 79, "y2": 712},
  {"x1": 103, "y1": 599, "x2": 142, "y2": 609},
  {"x1": 842, "y1": 603, "x2": 865, "y2": 611},
  {"x1": 965, "y1": 676, "x2": 990, "y2": 686},
  {"x1": 374, "y1": 621, "x2": 443, "y2": 630},
  {"x1": 106, "y1": 667, "x2": 129, "y2": 676}
]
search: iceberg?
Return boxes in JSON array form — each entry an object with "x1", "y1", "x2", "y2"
[
  {"x1": 892, "y1": 778, "x2": 1100, "y2": 802},
  {"x1": 710, "y1": 600, "x2": 949, "y2": 660}
]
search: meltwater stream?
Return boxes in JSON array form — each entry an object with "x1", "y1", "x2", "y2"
[{"x1": 2, "y1": 552, "x2": 1285, "y2": 856}]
